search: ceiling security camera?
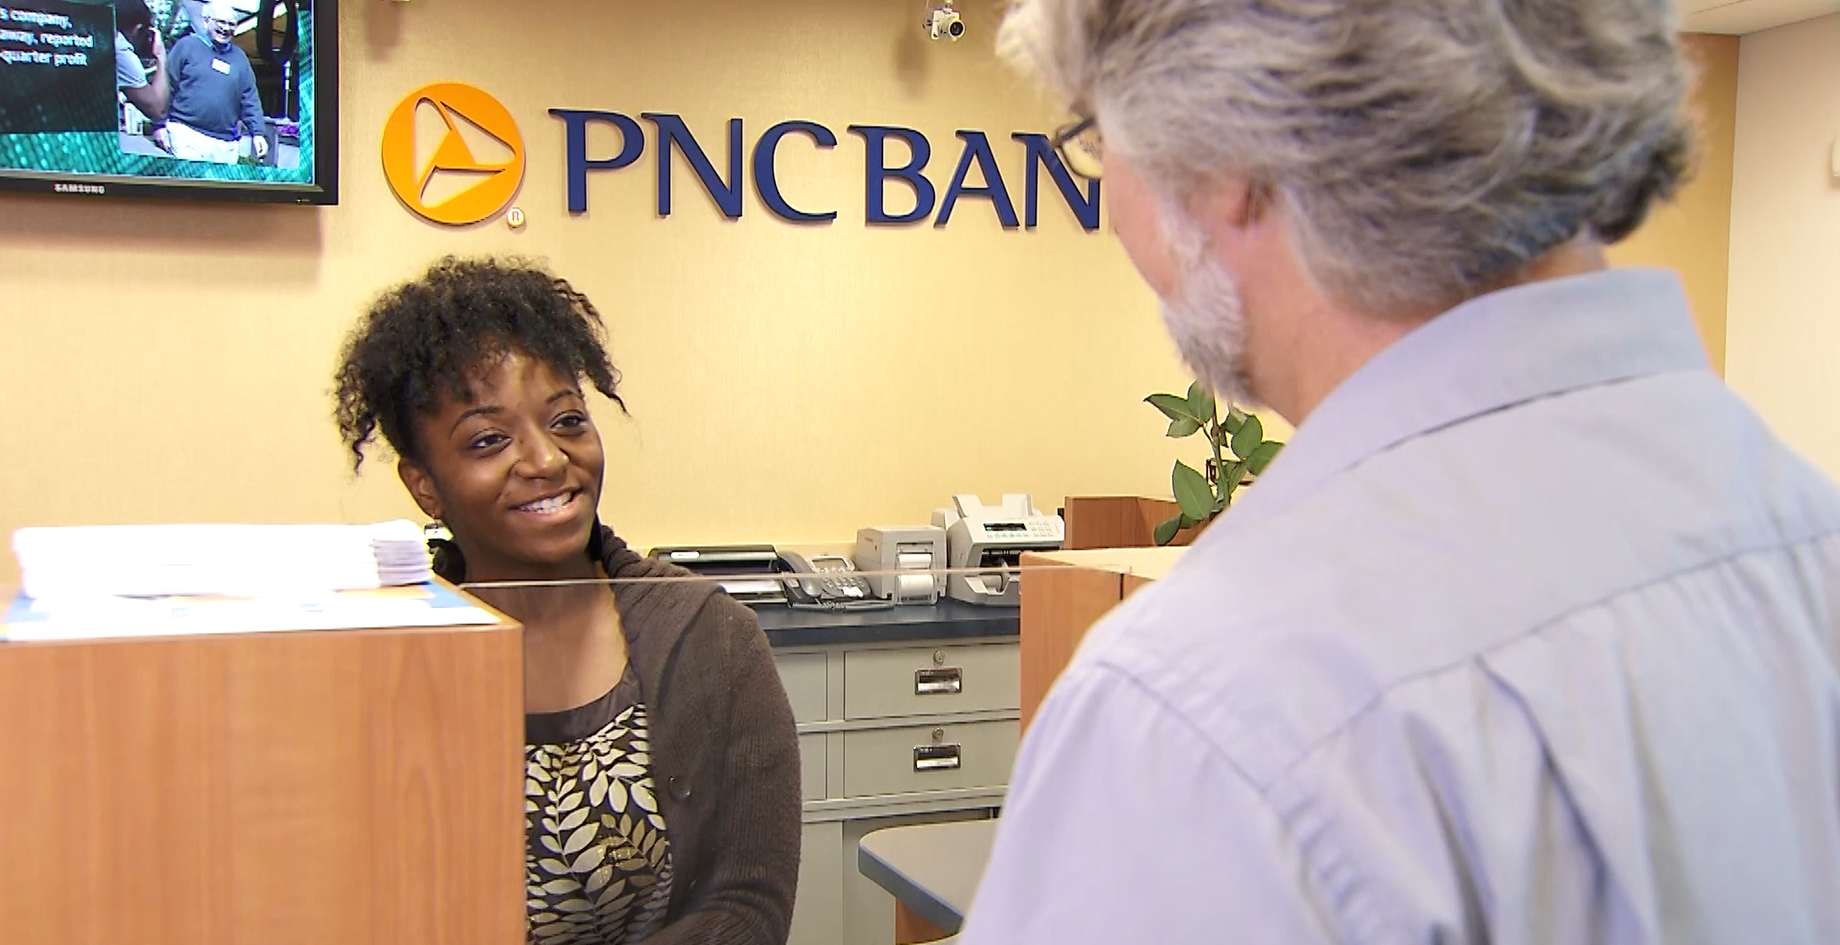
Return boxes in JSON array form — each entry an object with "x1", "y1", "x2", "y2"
[{"x1": 926, "y1": 3, "x2": 964, "y2": 41}]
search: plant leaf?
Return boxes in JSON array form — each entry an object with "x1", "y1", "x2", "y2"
[
  {"x1": 1165, "y1": 417, "x2": 1202, "y2": 438},
  {"x1": 1172, "y1": 460, "x2": 1213, "y2": 521},
  {"x1": 1145, "y1": 393, "x2": 1197, "y2": 424},
  {"x1": 1152, "y1": 516, "x2": 1181, "y2": 547},
  {"x1": 1220, "y1": 413, "x2": 1243, "y2": 435},
  {"x1": 1185, "y1": 382, "x2": 1216, "y2": 427},
  {"x1": 1231, "y1": 414, "x2": 1264, "y2": 458},
  {"x1": 1248, "y1": 440, "x2": 1283, "y2": 475}
]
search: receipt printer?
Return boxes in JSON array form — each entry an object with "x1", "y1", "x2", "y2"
[
  {"x1": 931, "y1": 494, "x2": 1065, "y2": 607},
  {"x1": 854, "y1": 525, "x2": 947, "y2": 605}
]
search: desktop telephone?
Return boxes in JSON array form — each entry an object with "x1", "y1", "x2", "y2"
[{"x1": 773, "y1": 552, "x2": 895, "y2": 612}]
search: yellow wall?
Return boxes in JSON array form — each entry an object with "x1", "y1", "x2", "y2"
[
  {"x1": 1605, "y1": 32, "x2": 1738, "y2": 373},
  {"x1": 0, "y1": 0, "x2": 1192, "y2": 583},
  {"x1": 1723, "y1": 14, "x2": 1840, "y2": 476},
  {"x1": 0, "y1": 6, "x2": 1747, "y2": 583}
]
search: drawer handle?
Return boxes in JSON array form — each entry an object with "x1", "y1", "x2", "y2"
[
  {"x1": 913, "y1": 743, "x2": 962, "y2": 772},
  {"x1": 915, "y1": 667, "x2": 963, "y2": 695}
]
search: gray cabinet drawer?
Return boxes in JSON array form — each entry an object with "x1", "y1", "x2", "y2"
[
  {"x1": 842, "y1": 644, "x2": 1019, "y2": 720},
  {"x1": 841, "y1": 721, "x2": 1018, "y2": 798},
  {"x1": 775, "y1": 653, "x2": 828, "y2": 723},
  {"x1": 790, "y1": 821, "x2": 843, "y2": 945},
  {"x1": 799, "y1": 734, "x2": 826, "y2": 802}
]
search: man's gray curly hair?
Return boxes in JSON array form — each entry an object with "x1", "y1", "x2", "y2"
[{"x1": 1000, "y1": 0, "x2": 1696, "y2": 315}]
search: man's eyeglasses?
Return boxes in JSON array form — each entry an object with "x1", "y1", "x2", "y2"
[{"x1": 1051, "y1": 116, "x2": 1103, "y2": 180}]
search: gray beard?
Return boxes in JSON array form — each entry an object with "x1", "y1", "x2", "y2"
[{"x1": 1157, "y1": 244, "x2": 1259, "y2": 410}]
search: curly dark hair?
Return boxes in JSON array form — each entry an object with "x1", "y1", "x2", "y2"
[{"x1": 333, "y1": 256, "x2": 625, "y2": 473}]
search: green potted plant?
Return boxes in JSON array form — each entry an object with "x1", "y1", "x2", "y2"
[{"x1": 1144, "y1": 381, "x2": 1285, "y2": 545}]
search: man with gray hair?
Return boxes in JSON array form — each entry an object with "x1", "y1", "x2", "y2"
[
  {"x1": 964, "y1": 1, "x2": 1840, "y2": 943},
  {"x1": 157, "y1": 0, "x2": 267, "y2": 163}
]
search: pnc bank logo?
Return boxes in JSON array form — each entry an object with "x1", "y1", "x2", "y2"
[
  {"x1": 380, "y1": 83, "x2": 1102, "y2": 232},
  {"x1": 381, "y1": 83, "x2": 526, "y2": 226}
]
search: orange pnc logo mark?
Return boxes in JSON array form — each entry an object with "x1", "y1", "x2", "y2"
[{"x1": 381, "y1": 83, "x2": 525, "y2": 226}]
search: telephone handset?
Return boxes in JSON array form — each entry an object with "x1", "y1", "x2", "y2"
[{"x1": 773, "y1": 552, "x2": 895, "y2": 611}]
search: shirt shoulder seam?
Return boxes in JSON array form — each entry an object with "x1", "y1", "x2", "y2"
[
  {"x1": 1073, "y1": 658, "x2": 1277, "y2": 798},
  {"x1": 1255, "y1": 521, "x2": 1840, "y2": 785}
]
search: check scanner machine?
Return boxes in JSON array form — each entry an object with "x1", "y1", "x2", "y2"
[{"x1": 931, "y1": 494, "x2": 1065, "y2": 606}]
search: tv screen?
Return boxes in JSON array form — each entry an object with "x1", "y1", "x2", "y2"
[{"x1": 0, "y1": 0, "x2": 336, "y2": 204}]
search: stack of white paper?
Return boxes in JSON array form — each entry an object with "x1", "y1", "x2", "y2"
[{"x1": 11, "y1": 521, "x2": 433, "y2": 601}]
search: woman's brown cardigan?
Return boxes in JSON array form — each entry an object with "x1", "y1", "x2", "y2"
[{"x1": 443, "y1": 526, "x2": 801, "y2": 944}]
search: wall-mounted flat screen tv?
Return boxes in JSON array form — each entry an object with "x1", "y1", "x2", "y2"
[{"x1": 0, "y1": 0, "x2": 336, "y2": 204}]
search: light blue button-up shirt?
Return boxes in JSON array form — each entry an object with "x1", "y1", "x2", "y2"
[{"x1": 961, "y1": 269, "x2": 1840, "y2": 944}]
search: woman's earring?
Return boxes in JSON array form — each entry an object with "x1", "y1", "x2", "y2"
[{"x1": 423, "y1": 520, "x2": 466, "y2": 582}]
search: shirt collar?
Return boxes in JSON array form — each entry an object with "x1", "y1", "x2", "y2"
[{"x1": 1220, "y1": 267, "x2": 1710, "y2": 531}]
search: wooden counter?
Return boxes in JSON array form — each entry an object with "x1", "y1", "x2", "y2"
[
  {"x1": 1017, "y1": 547, "x2": 1186, "y2": 732},
  {"x1": 0, "y1": 590, "x2": 526, "y2": 945}
]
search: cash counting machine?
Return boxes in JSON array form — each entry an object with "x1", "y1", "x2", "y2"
[{"x1": 931, "y1": 494, "x2": 1065, "y2": 606}]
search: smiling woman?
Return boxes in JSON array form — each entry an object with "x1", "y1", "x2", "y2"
[{"x1": 332, "y1": 256, "x2": 801, "y2": 945}]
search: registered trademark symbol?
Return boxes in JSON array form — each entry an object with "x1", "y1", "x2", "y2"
[{"x1": 507, "y1": 207, "x2": 526, "y2": 229}]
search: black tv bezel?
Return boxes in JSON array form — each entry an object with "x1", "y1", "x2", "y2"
[{"x1": 0, "y1": 0, "x2": 340, "y2": 207}]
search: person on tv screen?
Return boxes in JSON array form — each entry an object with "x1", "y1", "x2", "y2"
[
  {"x1": 332, "y1": 257, "x2": 801, "y2": 945},
  {"x1": 157, "y1": 0, "x2": 267, "y2": 164},
  {"x1": 114, "y1": 0, "x2": 168, "y2": 124}
]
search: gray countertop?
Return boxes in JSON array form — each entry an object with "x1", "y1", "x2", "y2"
[
  {"x1": 857, "y1": 819, "x2": 998, "y2": 935},
  {"x1": 756, "y1": 599, "x2": 1018, "y2": 647}
]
